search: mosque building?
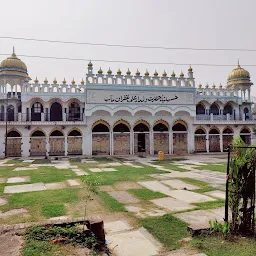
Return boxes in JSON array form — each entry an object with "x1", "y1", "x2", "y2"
[{"x1": 0, "y1": 50, "x2": 254, "y2": 157}]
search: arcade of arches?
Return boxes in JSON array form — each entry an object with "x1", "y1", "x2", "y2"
[{"x1": 4, "y1": 122, "x2": 253, "y2": 157}]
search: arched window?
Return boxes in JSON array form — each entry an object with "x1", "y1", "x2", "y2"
[
  {"x1": 68, "y1": 130, "x2": 82, "y2": 136},
  {"x1": 195, "y1": 128, "x2": 206, "y2": 134},
  {"x1": 50, "y1": 102, "x2": 62, "y2": 121},
  {"x1": 50, "y1": 130, "x2": 64, "y2": 136},
  {"x1": 209, "y1": 103, "x2": 219, "y2": 115},
  {"x1": 31, "y1": 102, "x2": 43, "y2": 121},
  {"x1": 68, "y1": 102, "x2": 80, "y2": 121},
  {"x1": 113, "y1": 123, "x2": 130, "y2": 132},
  {"x1": 244, "y1": 107, "x2": 249, "y2": 120},
  {"x1": 172, "y1": 123, "x2": 187, "y2": 131},
  {"x1": 223, "y1": 104, "x2": 233, "y2": 115},
  {"x1": 31, "y1": 130, "x2": 45, "y2": 137},
  {"x1": 134, "y1": 123, "x2": 149, "y2": 132},
  {"x1": 7, "y1": 105, "x2": 15, "y2": 121},
  {"x1": 196, "y1": 103, "x2": 205, "y2": 115},
  {"x1": 223, "y1": 128, "x2": 233, "y2": 134},
  {"x1": 153, "y1": 123, "x2": 169, "y2": 132},
  {"x1": 7, "y1": 130, "x2": 20, "y2": 137},
  {"x1": 209, "y1": 128, "x2": 219, "y2": 134},
  {"x1": 92, "y1": 123, "x2": 109, "y2": 133}
]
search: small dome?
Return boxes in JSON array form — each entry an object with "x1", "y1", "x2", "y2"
[
  {"x1": 126, "y1": 68, "x2": 131, "y2": 75},
  {"x1": 198, "y1": 84, "x2": 202, "y2": 88},
  {"x1": 188, "y1": 65, "x2": 193, "y2": 72},
  {"x1": 136, "y1": 69, "x2": 140, "y2": 76},
  {"x1": 44, "y1": 77, "x2": 48, "y2": 84},
  {"x1": 212, "y1": 83, "x2": 216, "y2": 89},
  {"x1": 154, "y1": 70, "x2": 158, "y2": 76},
  {"x1": 34, "y1": 77, "x2": 39, "y2": 83},
  {"x1": 117, "y1": 68, "x2": 122, "y2": 75},
  {"x1": 81, "y1": 78, "x2": 85, "y2": 85},
  {"x1": 171, "y1": 71, "x2": 176, "y2": 77},
  {"x1": 88, "y1": 61, "x2": 93, "y2": 67},
  {"x1": 228, "y1": 62, "x2": 250, "y2": 80},
  {"x1": 107, "y1": 68, "x2": 112, "y2": 75},
  {"x1": 162, "y1": 70, "x2": 167, "y2": 77},
  {"x1": 71, "y1": 78, "x2": 75, "y2": 85},
  {"x1": 98, "y1": 67, "x2": 103, "y2": 74},
  {"x1": 62, "y1": 78, "x2": 66, "y2": 84},
  {"x1": 205, "y1": 83, "x2": 209, "y2": 88},
  {"x1": 145, "y1": 70, "x2": 149, "y2": 76},
  {"x1": 53, "y1": 78, "x2": 57, "y2": 84},
  {"x1": 180, "y1": 71, "x2": 184, "y2": 77}
]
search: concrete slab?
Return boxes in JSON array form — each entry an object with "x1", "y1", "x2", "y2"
[
  {"x1": 4, "y1": 183, "x2": 46, "y2": 193},
  {"x1": 151, "y1": 197, "x2": 196, "y2": 212},
  {"x1": 89, "y1": 168, "x2": 103, "y2": 172},
  {"x1": 0, "y1": 197, "x2": 8, "y2": 206},
  {"x1": 108, "y1": 191, "x2": 139, "y2": 204},
  {"x1": 105, "y1": 220, "x2": 133, "y2": 234},
  {"x1": 209, "y1": 184, "x2": 226, "y2": 191},
  {"x1": 114, "y1": 181, "x2": 142, "y2": 190},
  {"x1": 7, "y1": 176, "x2": 30, "y2": 183},
  {"x1": 107, "y1": 228, "x2": 161, "y2": 256},
  {"x1": 0, "y1": 208, "x2": 28, "y2": 218},
  {"x1": 204, "y1": 190, "x2": 226, "y2": 200},
  {"x1": 66, "y1": 179, "x2": 81, "y2": 186},
  {"x1": 22, "y1": 160, "x2": 34, "y2": 163},
  {"x1": 74, "y1": 170, "x2": 88, "y2": 176},
  {"x1": 138, "y1": 181, "x2": 174, "y2": 196},
  {"x1": 13, "y1": 167, "x2": 37, "y2": 171},
  {"x1": 0, "y1": 177, "x2": 6, "y2": 184},
  {"x1": 49, "y1": 216, "x2": 69, "y2": 221},
  {"x1": 45, "y1": 182, "x2": 67, "y2": 190},
  {"x1": 145, "y1": 209, "x2": 167, "y2": 217},
  {"x1": 125, "y1": 205, "x2": 142, "y2": 213},
  {"x1": 99, "y1": 185, "x2": 115, "y2": 192},
  {"x1": 108, "y1": 162, "x2": 123, "y2": 166},
  {"x1": 132, "y1": 165, "x2": 144, "y2": 169},
  {"x1": 81, "y1": 160, "x2": 97, "y2": 163},
  {"x1": 101, "y1": 168, "x2": 117, "y2": 172},
  {"x1": 167, "y1": 190, "x2": 215, "y2": 203},
  {"x1": 161, "y1": 179, "x2": 199, "y2": 190}
]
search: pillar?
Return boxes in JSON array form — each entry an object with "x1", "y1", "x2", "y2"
[
  {"x1": 150, "y1": 127, "x2": 154, "y2": 155},
  {"x1": 169, "y1": 130, "x2": 173, "y2": 154},
  {"x1": 82, "y1": 126, "x2": 91, "y2": 156},
  {"x1": 187, "y1": 128, "x2": 195, "y2": 154},
  {"x1": 206, "y1": 134, "x2": 209, "y2": 153},
  {"x1": 21, "y1": 134, "x2": 30, "y2": 157},
  {"x1": 64, "y1": 135, "x2": 68, "y2": 156},
  {"x1": 220, "y1": 134, "x2": 223, "y2": 152},
  {"x1": 130, "y1": 130, "x2": 133, "y2": 155},
  {"x1": 46, "y1": 136, "x2": 50, "y2": 157},
  {"x1": 110, "y1": 127, "x2": 114, "y2": 155}
]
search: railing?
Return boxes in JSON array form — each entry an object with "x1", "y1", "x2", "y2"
[{"x1": 196, "y1": 114, "x2": 252, "y2": 121}]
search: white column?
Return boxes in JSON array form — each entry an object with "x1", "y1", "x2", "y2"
[
  {"x1": 110, "y1": 127, "x2": 114, "y2": 155},
  {"x1": 220, "y1": 134, "x2": 223, "y2": 152},
  {"x1": 41, "y1": 112, "x2": 44, "y2": 121},
  {"x1": 150, "y1": 128, "x2": 154, "y2": 155},
  {"x1": 28, "y1": 108, "x2": 31, "y2": 121},
  {"x1": 63, "y1": 112, "x2": 66, "y2": 122},
  {"x1": 82, "y1": 126, "x2": 91, "y2": 156},
  {"x1": 18, "y1": 113, "x2": 22, "y2": 122},
  {"x1": 64, "y1": 136, "x2": 68, "y2": 156},
  {"x1": 188, "y1": 129, "x2": 195, "y2": 154},
  {"x1": 169, "y1": 130, "x2": 172, "y2": 154},
  {"x1": 170, "y1": 132, "x2": 174, "y2": 154},
  {"x1": 21, "y1": 133, "x2": 30, "y2": 157},
  {"x1": 46, "y1": 136, "x2": 50, "y2": 157},
  {"x1": 130, "y1": 130, "x2": 133, "y2": 155},
  {"x1": 206, "y1": 134, "x2": 209, "y2": 153}
]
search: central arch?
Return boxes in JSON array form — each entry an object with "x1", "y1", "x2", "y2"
[
  {"x1": 133, "y1": 120, "x2": 150, "y2": 154},
  {"x1": 6, "y1": 129, "x2": 22, "y2": 157},
  {"x1": 68, "y1": 128, "x2": 82, "y2": 155},
  {"x1": 172, "y1": 120, "x2": 188, "y2": 154},
  {"x1": 92, "y1": 120, "x2": 110, "y2": 155},
  {"x1": 153, "y1": 120, "x2": 169, "y2": 154},
  {"x1": 194, "y1": 127, "x2": 206, "y2": 152},
  {"x1": 30, "y1": 129, "x2": 46, "y2": 156},
  {"x1": 49, "y1": 129, "x2": 65, "y2": 156},
  {"x1": 209, "y1": 127, "x2": 220, "y2": 152},
  {"x1": 50, "y1": 102, "x2": 63, "y2": 121},
  {"x1": 113, "y1": 120, "x2": 130, "y2": 155},
  {"x1": 222, "y1": 127, "x2": 233, "y2": 151},
  {"x1": 31, "y1": 102, "x2": 43, "y2": 121}
]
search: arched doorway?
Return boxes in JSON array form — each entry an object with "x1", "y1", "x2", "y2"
[
  {"x1": 6, "y1": 130, "x2": 22, "y2": 157},
  {"x1": 113, "y1": 121, "x2": 130, "y2": 155},
  {"x1": 209, "y1": 103, "x2": 219, "y2": 115},
  {"x1": 7, "y1": 104, "x2": 15, "y2": 121},
  {"x1": 92, "y1": 121, "x2": 110, "y2": 155},
  {"x1": 134, "y1": 121, "x2": 150, "y2": 154},
  {"x1": 153, "y1": 121, "x2": 169, "y2": 154},
  {"x1": 50, "y1": 102, "x2": 62, "y2": 121},
  {"x1": 222, "y1": 127, "x2": 233, "y2": 151},
  {"x1": 194, "y1": 127, "x2": 206, "y2": 152},
  {"x1": 223, "y1": 104, "x2": 233, "y2": 115},
  {"x1": 49, "y1": 130, "x2": 65, "y2": 156},
  {"x1": 209, "y1": 128, "x2": 220, "y2": 152},
  {"x1": 31, "y1": 102, "x2": 43, "y2": 121},
  {"x1": 196, "y1": 103, "x2": 206, "y2": 115},
  {"x1": 172, "y1": 121, "x2": 187, "y2": 154},
  {"x1": 30, "y1": 130, "x2": 46, "y2": 156},
  {"x1": 240, "y1": 127, "x2": 251, "y2": 144},
  {"x1": 68, "y1": 102, "x2": 80, "y2": 121},
  {"x1": 68, "y1": 129, "x2": 82, "y2": 155}
]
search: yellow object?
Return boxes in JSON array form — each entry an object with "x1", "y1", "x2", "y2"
[{"x1": 158, "y1": 151, "x2": 164, "y2": 161}]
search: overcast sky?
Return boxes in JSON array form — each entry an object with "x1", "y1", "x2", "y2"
[{"x1": 0, "y1": 0, "x2": 256, "y2": 95}]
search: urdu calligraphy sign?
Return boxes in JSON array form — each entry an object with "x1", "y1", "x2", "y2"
[{"x1": 86, "y1": 90, "x2": 194, "y2": 105}]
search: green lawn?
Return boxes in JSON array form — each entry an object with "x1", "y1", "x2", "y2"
[
  {"x1": 196, "y1": 163, "x2": 227, "y2": 173},
  {"x1": 193, "y1": 200, "x2": 225, "y2": 210},
  {"x1": 41, "y1": 204, "x2": 66, "y2": 218},
  {"x1": 128, "y1": 188, "x2": 167, "y2": 200}
]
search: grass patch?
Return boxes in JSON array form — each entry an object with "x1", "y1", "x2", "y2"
[
  {"x1": 141, "y1": 214, "x2": 188, "y2": 250},
  {"x1": 33, "y1": 159, "x2": 52, "y2": 164},
  {"x1": 179, "y1": 178, "x2": 208, "y2": 187},
  {"x1": 193, "y1": 200, "x2": 225, "y2": 210},
  {"x1": 98, "y1": 191, "x2": 126, "y2": 212},
  {"x1": 41, "y1": 204, "x2": 66, "y2": 218},
  {"x1": 196, "y1": 163, "x2": 227, "y2": 173},
  {"x1": 191, "y1": 235, "x2": 256, "y2": 256},
  {"x1": 128, "y1": 188, "x2": 167, "y2": 200},
  {"x1": 193, "y1": 186, "x2": 217, "y2": 193}
]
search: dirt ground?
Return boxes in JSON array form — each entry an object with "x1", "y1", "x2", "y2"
[{"x1": 0, "y1": 231, "x2": 23, "y2": 256}]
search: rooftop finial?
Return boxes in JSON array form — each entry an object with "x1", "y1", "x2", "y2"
[
  {"x1": 13, "y1": 46, "x2": 15, "y2": 54},
  {"x1": 237, "y1": 59, "x2": 240, "y2": 67}
]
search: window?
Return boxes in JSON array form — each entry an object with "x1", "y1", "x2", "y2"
[{"x1": 33, "y1": 102, "x2": 42, "y2": 113}]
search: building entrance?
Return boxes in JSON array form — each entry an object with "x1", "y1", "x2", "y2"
[{"x1": 138, "y1": 133, "x2": 146, "y2": 152}]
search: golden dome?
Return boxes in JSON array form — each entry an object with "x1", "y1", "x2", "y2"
[
  {"x1": 205, "y1": 83, "x2": 209, "y2": 88},
  {"x1": 62, "y1": 78, "x2": 66, "y2": 84},
  {"x1": 107, "y1": 68, "x2": 112, "y2": 75},
  {"x1": 136, "y1": 69, "x2": 140, "y2": 76},
  {"x1": 154, "y1": 70, "x2": 158, "y2": 76},
  {"x1": 180, "y1": 71, "x2": 184, "y2": 77},
  {"x1": 228, "y1": 62, "x2": 250, "y2": 80},
  {"x1": 81, "y1": 78, "x2": 85, "y2": 85},
  {"x1": 98, "y1": 67, "x2": 103, "y2": 74},
  {"x1": 198, "y1": 84, "x2": 202, "y2": 88},
  {"x1": 188, "y1": 65, "x2": 193, "y2": 72},
  {"x1": 212, "y1": 83, "x2": 216, "y2": 88},
  {"x1": 88, "y1": 61, "x2": 93, "y2": 67},
  {"x1": 44, "y1": 77, "x2": 48, "y2": 84},
  {"x1": 53, "y1": 78, "x2": 57, "y2": 84},
  {"x1": 0, "y1": 49, "x2": 30, "y2": 80},
  {"x1": 162, "y1": 70, "x2": 167, "y2": 77},
  {"x1": 34, "y1": 77, "x2": 39, "y2": 83},
  {"x1": 145, "y1": 70, "x2": 149, "y2": 76},
  {"x1": 171, "y1": 71, "x2": 176, "y2": 77},
  {"x1": 71, "y1": 78, "x2": 75, "y2": 85},
  {"x1": 117, "y1": 68, "x2": 122, "y2": 75},
  {"x1": 126, "y1": 68, "x2": 131, "y2": 75}
]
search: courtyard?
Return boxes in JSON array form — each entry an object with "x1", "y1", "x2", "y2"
[{"x1": 0, "y1": 154, "x2": 255, "y2": 256}]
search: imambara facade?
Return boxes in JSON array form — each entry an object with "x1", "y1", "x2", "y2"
[{"x1": 0, "y1": 50, "x2": 255, "y2": 157}]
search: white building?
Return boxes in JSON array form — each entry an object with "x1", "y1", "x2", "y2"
[{"x1": 0, "y1": 50, "x2": 254, "y2": 157}]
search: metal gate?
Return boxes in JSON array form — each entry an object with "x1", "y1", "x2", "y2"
[
  {"x1": 49, "y1": 137, "x2": 65, "y2": 156},
  {"x1": 194, "y1": 135, "x2": 206, "y2": 152},
  {"x1": 30, "y1": 137, "x2": 46, "y2": 156},
  {"x1": 154, "y1": 133, "x2": 169, "y2": 154},
  {"x1": 68, "y1": 136, "x2": 82, "y2": 155},
  {"x1": 114, "y1": 133, "x2": 130, "y2": 155},
  {"x1": 209, "y1": 135, "x2": 220, "y2": 152},
  {"x1": 222, "y1": 135, "x2": 233, "y2": 151},
  {"x1": 6, "y1": 138, "x2": 22, "y2": 157},
  {"x1": 173, "y1": 133, "x2": 187, "y2": 154},
  {"x1": 92, "y1": 134, "x2": 110, "y2": 155}
]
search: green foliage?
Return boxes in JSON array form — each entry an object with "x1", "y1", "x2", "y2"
[
  {"x1": 128, "y1": 188, "x2": 167, "y2": 200},
  {"x1": 140, "y1": 214, "x2": 188, "y2": 250},
  {"x1": 41, "y1": 204, "x2": 66, "y2": 218},
  {"x1": 209, "y1": 220, "x2": 230, "y2": 234}
]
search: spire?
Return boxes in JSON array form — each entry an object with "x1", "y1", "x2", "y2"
[
  {"x1": 13, "y1": 46, "x2": 15, "y2": 54},
  {"x1": 237, "y1": 59, "x2": 240, "y2": 68}
]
